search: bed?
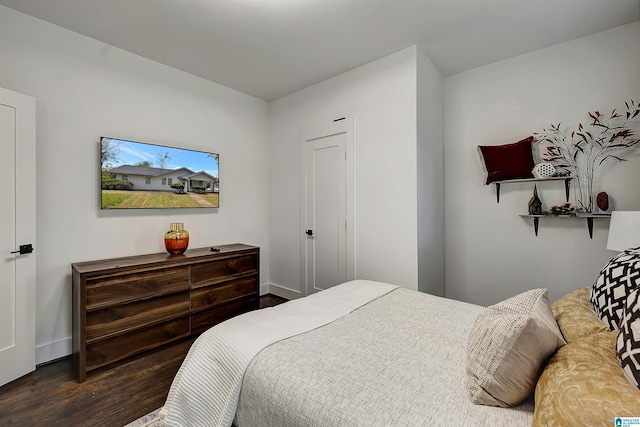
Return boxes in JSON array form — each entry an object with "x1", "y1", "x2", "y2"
[{"x1": 159, "y1": 276, "x2": 640, "y2": 427}]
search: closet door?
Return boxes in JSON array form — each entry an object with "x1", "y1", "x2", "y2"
[{"x1": 301, "y1": 119, "x2": 354, "y2": 295}]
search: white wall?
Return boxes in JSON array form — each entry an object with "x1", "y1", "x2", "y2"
[
  {"x1": 417, "y1": 48, "x2": 445, "y2": 295},
  {"x1": 269, "y1": 46, "x2": 438, "y2": 296},
  {"x1": 0, "y1": 6, "x2": 270, "y2": 364},
  {"x1": 444, "y1": 22, "x2": 640, "y2": 306}
]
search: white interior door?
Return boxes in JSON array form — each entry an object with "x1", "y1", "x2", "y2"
[
  {"x1": 301, "y1": 119, "x2": 354, "y2": 295},
  {"x1": 0, "y1": 87, "x2": 36, "y2": 386}
]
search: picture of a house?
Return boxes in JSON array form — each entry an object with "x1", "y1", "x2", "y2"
[
  {"x1": 107, "y1": 165, "x2": 219, "y2": 193},
  {"x1": 100, "y1": 137, "x2": 220, "y2": 208}
]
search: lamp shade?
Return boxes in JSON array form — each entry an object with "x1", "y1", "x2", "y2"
[{"x1": 606, "y1": 211, "x2": 640, "y2": 251}]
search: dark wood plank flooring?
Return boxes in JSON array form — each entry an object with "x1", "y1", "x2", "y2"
[{"x1": 0, "y1": 294, "x2": 288, "y2": 427}]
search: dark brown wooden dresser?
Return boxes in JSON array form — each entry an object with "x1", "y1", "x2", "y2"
[{"x1": 72, "y1": 244, "x2": 259, "y2": 382}]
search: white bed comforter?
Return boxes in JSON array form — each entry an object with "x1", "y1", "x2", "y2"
[{"x1": 160, "y1": 280, "x2": 399, "y2": 427}]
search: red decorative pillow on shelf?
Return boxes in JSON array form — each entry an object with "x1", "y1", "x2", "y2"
[{"x1": 478, "y1": 136, "x2": 535, "y2": 185}]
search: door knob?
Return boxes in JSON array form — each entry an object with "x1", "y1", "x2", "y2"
[{"x1": 11, "y1": 244, "x2": 33, "y2": 255}]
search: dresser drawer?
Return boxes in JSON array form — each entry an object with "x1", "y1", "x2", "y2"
[
  {"x1": 86, "y1": 291, "x2": 190, "y2": 341},
  {"x1": 85, "y1": 266, "x2": 189, "y2": 308},
  {"x1": 191, "y1": 297, "x2": 257, "y2": 334},
  {"x1": 86, "y1": 316, "x2": 190, "y2": 371},
  {"x1": 191, "y1": 277, "x2": 257, "y2": 311},
  {"x1": 73, "y1": 245, "x2": 259, "y2": 382},
  {"x1": 190, "y1": 254, "x2": 257, "y2": 286}
]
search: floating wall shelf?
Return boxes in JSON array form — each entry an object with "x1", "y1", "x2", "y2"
[
  {"x1": 493, "y1": 176, "x2": 572, "y2": 203},
  {"x1": 519, "y1": 213, "x2": 611, "y2": 239}
]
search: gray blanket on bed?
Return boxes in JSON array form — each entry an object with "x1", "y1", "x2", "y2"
[{"x1": 235, "y1": 288, "x2": 534, "y2": 427}]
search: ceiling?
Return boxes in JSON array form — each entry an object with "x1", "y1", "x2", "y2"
[{"x1": 1, "y1": 0, "x2": 639, "y2": 101}]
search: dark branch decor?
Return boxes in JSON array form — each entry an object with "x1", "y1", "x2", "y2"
[{"x1": 535, "y1": 99, "x2": 640, "y2": 212}]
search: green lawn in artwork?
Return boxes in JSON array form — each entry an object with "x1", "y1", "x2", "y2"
[
  {"x1": 199, "y1": 194, "x2": 220, "y2": 205},
  {"x1": 102, "y1": 190, "x2": 219, "y2": 209}
]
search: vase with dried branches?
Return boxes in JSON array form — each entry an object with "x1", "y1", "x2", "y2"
[{"x1": 535, "y1": 99, "x2": 640, "y2": 213}]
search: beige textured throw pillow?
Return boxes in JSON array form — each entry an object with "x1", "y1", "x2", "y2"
[{"x1": 467, "y1": 288, "x2": 566, "y2": 407}]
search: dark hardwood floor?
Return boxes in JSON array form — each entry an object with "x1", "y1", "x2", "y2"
[{"x1": 0, "y1": 294, "x2": 288, "y2": 427}]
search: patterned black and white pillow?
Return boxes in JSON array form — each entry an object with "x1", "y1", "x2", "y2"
[
  {"x1": 590, "y1": 247, "x2": 640, "y2": 330},
  {"x1": 617, "y1": 288, "x2": 640, "y2": 389}
]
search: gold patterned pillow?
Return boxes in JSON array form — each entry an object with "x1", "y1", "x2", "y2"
[
  {"x1": 467, "y1": 289, "x2": 566, "y2": 407},
  {"x1": 552, "y1": 287, "x2": 609, "y2": 343},
  {"x1": 534, "y1": 331, "x2": 640, "y2": 426}
]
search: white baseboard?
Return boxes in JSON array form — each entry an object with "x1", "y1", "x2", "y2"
[
  {"x1": 267, "y1": 282, "x2": 303, "y2": 300},
  {"x1": 36, "y1": 337, "x2": 71, "y2": 365},
  {"x1": 259, "y1": 282, "x2": 270, "y2": 295}
]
